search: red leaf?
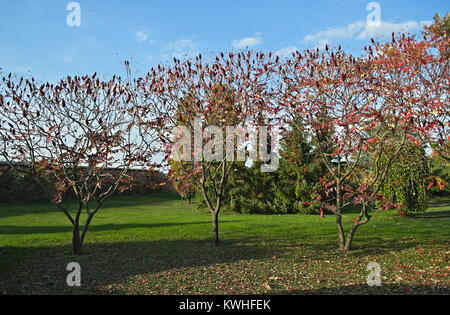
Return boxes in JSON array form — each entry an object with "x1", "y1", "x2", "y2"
[{"x1": 351, "y1": 218, "x2": 360, "y2": 225}]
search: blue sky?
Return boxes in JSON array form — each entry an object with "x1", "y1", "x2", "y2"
[{"x1": 0, "y1": 0, "x2": 448, "y2": 82}]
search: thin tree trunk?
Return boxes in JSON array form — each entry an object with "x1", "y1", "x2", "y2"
[
  {"x1": 344, "y1": 203, "x2": 370, "y2": 251},
  {"x1": 72, "y1": 223, "x2": 82, "y2": 255},
  {"x1": 344, "y1": 225, "x2": 359, "y2": 251},
  {"x1": 336, "y1": 212, "x2": 346, "y2": 250},
  {"x1": 335, "y1": 183, "x2": 346, "y2": 251},
  {"x1": 201, "y1": 182, "x2": 221, "y2": 246},
  {"x1": 71, "y1": 202, "x2": 83, "y2": 255},
  {"x1": 212, "y1": 211, "x2": 219, "y2": 246},
  {"x1": 80, "y1": 214, "x2": 95, "y2": 248}
]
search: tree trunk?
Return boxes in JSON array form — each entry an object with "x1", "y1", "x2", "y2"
[
  {"x1": 212, "y1": 211, "x2": 219, "y2": 246},
  {"x1": 80, "y1": 213, "x2": 95, "y2": 249},
  {"x1": 336, "y1": 213, "x2": 346, "y2": 251},
  {"x1": 71, "y1": 203, "x2": 83, "y2": 255},
  {"x1": 72, "y1": 223, "x2": 82, "y2": 255},
  {"x1": 344, "y1": 226, "x2": 358, "y2": 252},
  {"x1": 335, "y1": 184, "x2": 346, "y2": 251},
  {"x1": 344, "y1": 203, "x2": 370, "y2": 251}
]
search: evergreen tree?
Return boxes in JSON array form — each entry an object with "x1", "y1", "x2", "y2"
[
  {"x1": 378, "y1": 141, "x2": 430, "y2": 215},
  {"x1": 269, "y1": 121, "x2": 327, "y2": 214}
]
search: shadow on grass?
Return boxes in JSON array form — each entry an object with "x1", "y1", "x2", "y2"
[
  {"x1": 0, "y1": 219, "x2": 245, "y2": 235},
  {"x1": 258, "y1": 235, "x2": 432, "y2": 260},
  {"x1": 411, "y1": 210, "x2": 450, "y2": 219},
  {"x1": 277, "y1": 283, "x2": 450, "y2": 295},
  {"x1": 0, "y1": 238, "x2": 284, "y2": 294},
  {"x1": 428, "y1": 198, "x2": 450, "y2": 208}
]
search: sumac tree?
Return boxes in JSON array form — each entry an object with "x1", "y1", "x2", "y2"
[
  {"x1": 276, "y1": 44, "x2": 423, "y2": 251},
  {"x1": 0, "y1": 68, "x2": 156, "y2": 254},
  {"x1": 138, "y1": 52, "x2": 278, "y2": 245}
]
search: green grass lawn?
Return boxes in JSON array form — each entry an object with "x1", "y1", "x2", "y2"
[{"x1": 0, "y1": 193, "x2": 449, "y2": 294}]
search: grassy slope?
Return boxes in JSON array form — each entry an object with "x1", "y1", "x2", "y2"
[{"x1": 0, "y1": 193, "x2": 448, "y2": 294}]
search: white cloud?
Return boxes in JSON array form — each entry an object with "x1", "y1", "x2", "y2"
[
  {"x1": 143, "y1": 38, "x2": 201, "y2": 63},
  {"x1": 161, "y1": 39, "x2": 199, "y2": 59},
  {"x1": 274, "y1": 46, "x2": 298, "y2": 57},
  {"x1": 135, "y1": 31, "x2": 149, "y2": 43},
  {"x1": 301, "y1": 19, "x2": 432, "y2": 46},
  {"x1": 303, "y1": 21, "x2": 365, "y2": 43},
  {"x1": 232, "y1": 33, "x2": 263, "y2": 49},
  {"x1": 356, "y1": 20, "x2": 432, "y2": 39}
]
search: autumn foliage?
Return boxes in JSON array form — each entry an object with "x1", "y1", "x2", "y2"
[
  {"x1": 0, "y1": 20, "x2": 448, "y2": 253},
  {"x1": 0, "y1": 69, "x2": 158, "y2": 254}
]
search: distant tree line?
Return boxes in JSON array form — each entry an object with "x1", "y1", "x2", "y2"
[{"x1": 0, "y1": 162, "x2": 170, "y2": 203}]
